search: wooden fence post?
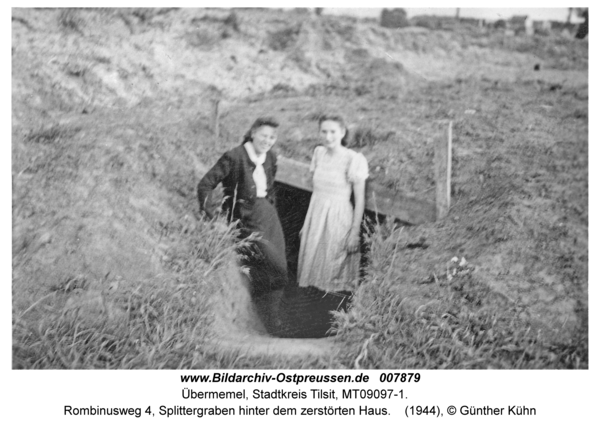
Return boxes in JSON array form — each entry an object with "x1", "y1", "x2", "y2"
[
  {"x1": 212, "y1": 99, "x2": 220, "y2": 146},
  {"x1": 435, "y1": 120, "x2": 452, "y2": 219}
]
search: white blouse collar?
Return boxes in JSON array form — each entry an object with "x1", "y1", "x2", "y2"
[{"x1": 244, "y1": 142, "x2": 266, "y2": 165}]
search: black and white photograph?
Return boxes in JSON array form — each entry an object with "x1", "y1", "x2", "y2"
[{"x1": 11, "y1": 4, "x2": 589, "y2": 376}]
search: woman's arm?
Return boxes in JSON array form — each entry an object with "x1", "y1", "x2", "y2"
[
  {"x1": 266, "y1": 151, "x2": 278, "y2": 206},
  {"x1": 197, "y1": 153, "x2": 232, "y2": 219},
  {"x1": 306, "y1": 146, "x2": 321, "y2": 190},
  {"x1": 346, "y1": 179, "x2": 366, "y2": 253}
]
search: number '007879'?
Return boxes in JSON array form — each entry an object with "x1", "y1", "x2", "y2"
[{"x1": 379, "y1": 373, "x2": 420, "y2": 383}]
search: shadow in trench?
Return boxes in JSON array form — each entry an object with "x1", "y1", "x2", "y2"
[{"x1": 274, "y1": 181, "x2": 312, "y2": 284}]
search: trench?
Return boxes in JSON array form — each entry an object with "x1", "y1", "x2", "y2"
[{"x1": 212, "y1": 182, "x2": 402, "y2": 346}]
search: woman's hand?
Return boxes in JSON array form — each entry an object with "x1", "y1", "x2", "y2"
[
  {"x1": 345, "y1": 232, "x2": 360, "y2": 254},
  {"x1": 348, "y1": 179, "x2": 365, "y2": 254}
]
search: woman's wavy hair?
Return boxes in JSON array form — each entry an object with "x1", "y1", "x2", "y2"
[
  {"x1": 318, "y1": 114, "x2": 350, "y2": 147},
  {"x1": 242, "y1": 117, "x2": 280, "y2": 144}
]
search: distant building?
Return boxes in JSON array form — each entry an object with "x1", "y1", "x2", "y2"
[
  {"x1": 380, "y1": 8, "x2": 409, "y2": 29},
  {"x1": 457, "y1": 17, "x2": 480, "y2": 27}
]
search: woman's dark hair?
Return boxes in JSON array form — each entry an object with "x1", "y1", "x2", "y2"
[
  {"x1": 242, "y1": 117, "x2": 279, "y2": 144},
  {"x1": 318, "y1": 114, "x2": 350, "y2": 147}
]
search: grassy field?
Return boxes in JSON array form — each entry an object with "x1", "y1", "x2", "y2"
[{"x1": 12, "y1": 8, "x2": 588, "y2": 369}]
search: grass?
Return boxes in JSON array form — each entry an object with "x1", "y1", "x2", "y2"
[
  {"x1": 12, "y1": 215, "x2": 239, "y2": 369},
  {"x1": 268, "y1": 25, "x2": 301, "y2": 51},
  {"x1": 25, "y1": 124, "x2": 80, "y2": 145},
  {"x1": 334, "y1": 221, "x2": 588, "y2": 369},
  {"x1": 12, "y1": 182, "x2": 586, "y2": 372},
  {"x1": 12, "y1": 158, "x2": 339, "y2": 372},
  {"x1": 184, "y1": 29, "x2": 221, "y2": 49},
  {"x1": 57, "y1": 9, "x2": 85, "y2": 35},
  {"x1": 350, "y1": 126, "x2": 396, "y2": 149},
  {"x1": 19, "y1": 161, "x2": 578, "y2": 370},
  {"x1": 12, "y1": 212, "x2": 341, "y2": 369},
  {"x1": 13, "y1": 82, "x2": 586, "y2": 369}
]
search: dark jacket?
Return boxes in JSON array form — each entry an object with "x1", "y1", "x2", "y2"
[{"x1": 197, "y1": 145, "x2": 278, "y2": 222}]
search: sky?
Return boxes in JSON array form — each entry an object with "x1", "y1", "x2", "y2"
[{"x1": 322, "y1": 7, "x2": 582, "y2": 22}]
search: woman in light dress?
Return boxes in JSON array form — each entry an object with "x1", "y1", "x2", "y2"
[{"x1": 297, "y1": 115, "x2": 369, "y2": 292}]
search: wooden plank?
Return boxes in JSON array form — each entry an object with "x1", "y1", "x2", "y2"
[
  {"x1": 366, "y1": 180, "x2": 436, "y2": 224},
  {"x1": 275, "y1": 155, "x2": 313, "y2": 191},
  {"x1": 434, "y1": 121, "x2": 452, "y2": 219},
  {"x1": 276, "y1": 155, "x2": 436, "y2": 224}
]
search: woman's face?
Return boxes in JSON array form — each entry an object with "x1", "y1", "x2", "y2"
[
  {"x1": 251, "y1": 125, "x2": 277, "y2": 155},
  {"x1": 319, "y1": 120, "x2": 345, "y2": 149}
]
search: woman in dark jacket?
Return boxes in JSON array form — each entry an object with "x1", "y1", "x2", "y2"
[
  {"x1": 197, "y1": 117, "x2": 287, "y2": 297},
  {"x1": 197, "y1": 117, "x2": 352, "y2": 338}
]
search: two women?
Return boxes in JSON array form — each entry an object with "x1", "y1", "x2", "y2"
[{"x1": 197, "y1": 115, "x2": 366, "y2": 338}]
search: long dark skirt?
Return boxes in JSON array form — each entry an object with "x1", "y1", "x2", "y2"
[
  {"x1": 237, "y1": 198, "x2": 353, "y2": 338},
  {"x1": 237, "y1": 198, "x2": 288, "y2": 297}
]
